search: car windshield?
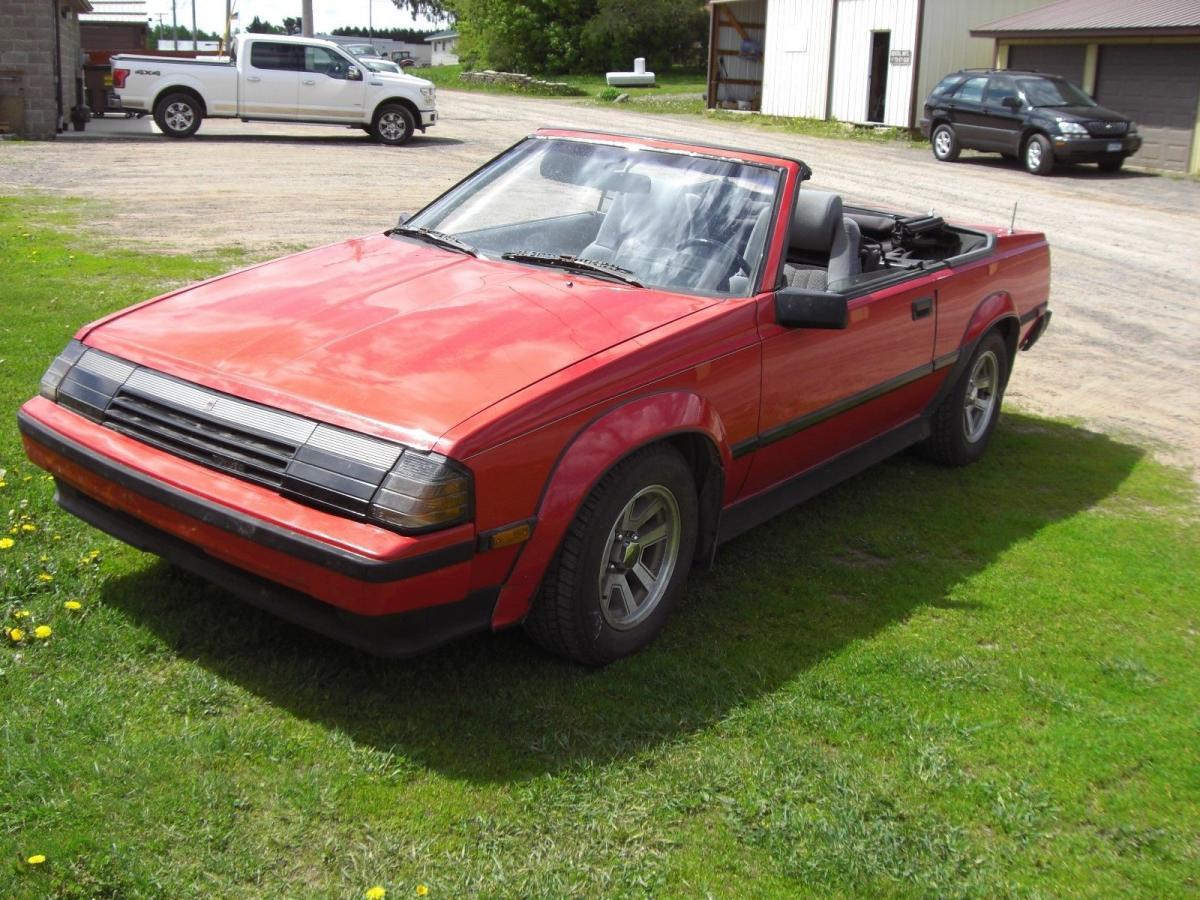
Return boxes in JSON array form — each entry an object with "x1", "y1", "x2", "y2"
[
  {"x1": 1017, "y1": 76, "x2": 1096, "y2": 108},
  {"x1": 404, "y1": 137, "x2": 783, "y2": 297}
]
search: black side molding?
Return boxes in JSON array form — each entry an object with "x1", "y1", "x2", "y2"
[{"x1": 17, "y1": 410, "x2": 474, "y2": 583}]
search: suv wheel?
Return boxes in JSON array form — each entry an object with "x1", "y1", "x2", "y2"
[
  {"x1": 931, "y1": 124, "x2": 960, "y2": 162},
  {"x1": 1024, "y1": 134, "x2": 1054, "y2": 176}
]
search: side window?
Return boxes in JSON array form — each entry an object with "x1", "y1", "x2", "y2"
[
  {"x1": 249, "y1": 42, "x2": 304, "y2": 71},
  {"x1": 305, "y1": 46, "x2": 350, "y2": 78},
  {"x1": 931, "y1": 75, "x2": 962, "y2": 98},
  {"x1": 985, "y1": 75, "x2": 1017, "y2": 105},
  {"x1": 953, "y1": 76, "x2": 987, "y2": 104}
]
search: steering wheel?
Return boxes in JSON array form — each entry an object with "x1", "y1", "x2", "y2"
[{"x1": 676, "y1": 238, "x2": 750, "y2": 276}]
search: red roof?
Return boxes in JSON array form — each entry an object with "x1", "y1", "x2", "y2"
[{"x1": 972, "y1": 0, "x2": 1200, "y2": 37}]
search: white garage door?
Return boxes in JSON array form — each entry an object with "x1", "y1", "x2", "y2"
[{"x1": 1095, "y1": 43, "x2": 1200, "y2": 172}]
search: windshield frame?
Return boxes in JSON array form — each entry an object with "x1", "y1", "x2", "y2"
[{"x1": 400, "y1": 135, "x2": 790, "y2": 299}]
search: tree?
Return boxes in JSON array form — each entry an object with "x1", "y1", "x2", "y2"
[
  {"x1": 245, "y1": 16, "x2": 283, "y2": 34},
  {"x1": 391, "y1": 0, "x2": 452, "y2": 20},
  {"x1": 452, "y1": 0, "x2": 597, "y2": 74},
  {"x1": 581, "y1": 0, "x2": 706, "y2": 72}
]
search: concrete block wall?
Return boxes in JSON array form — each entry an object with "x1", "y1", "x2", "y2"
[{"x1": 0, "y1": 0, "x2": 84, "y2": 138}]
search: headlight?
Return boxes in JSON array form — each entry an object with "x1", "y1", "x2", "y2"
[
  {"x1": 371, "y1": 450, "x2": 471, "y2": 531},
  {"x1": 1128, "y1": 121, "x2": 1138, "y2": 134},
  {"x1": 1057, "y1": 121, "x2": 1088, "y2": 135},
  {"x1": 38, "y1": 340, "x2": 87, "y2": 401},
  {"x1": 420, "y1": 86, "x2": 435, "y2": 105}
]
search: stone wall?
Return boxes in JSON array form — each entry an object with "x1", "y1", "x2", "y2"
[
  {"x1": 0, "y1": 0, "x2": 85, "y2": 138},
  {"x1": 459, "y1": 70, "x2": 584, "y2": 97}
]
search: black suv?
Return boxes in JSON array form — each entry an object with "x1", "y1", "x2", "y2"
[{"x1": 920, "y1": 69, "x2": 1141, "y2": 175}]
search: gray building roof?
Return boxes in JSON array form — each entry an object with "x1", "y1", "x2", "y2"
[{"x1": 972, "y1": 0, "x2": 1200, "y2": 37}]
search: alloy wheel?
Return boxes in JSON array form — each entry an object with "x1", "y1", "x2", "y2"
[
  {"x1": 963, "y1": 349, "x2": 999, "y2": 442},
  {"x1": 597, "y1": 485, "x2": 681, "y2": 631}
]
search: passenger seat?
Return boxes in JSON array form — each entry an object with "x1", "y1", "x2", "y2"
[{"x1": 783, "y1": 190, "x2": 862, "y2": 291}]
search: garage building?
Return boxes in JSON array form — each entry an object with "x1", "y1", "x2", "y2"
[
  {"x1": 706, "y1": 0, "x2": 1051, "y2": 126},
  {"x1": 972, "y1": 0, "x2": 1200, "y2": 173}
]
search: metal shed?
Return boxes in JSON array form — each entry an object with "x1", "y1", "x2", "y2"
[{"x1": 973, "y1": 0, "x2": 1200, "y2": 172}]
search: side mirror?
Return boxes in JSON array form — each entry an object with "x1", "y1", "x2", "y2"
[
  {"x1": 347, "y1": 67, "x2": 363, "y2": 82},
  {"x1": 1001, "y1": 95, "x2": 1022, "y2": 110},
  {"x1": 775, "y1": 287, "x2": 848, "y2": 329}
]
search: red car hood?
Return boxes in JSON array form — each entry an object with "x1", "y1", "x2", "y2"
[{"x1": 82, "y1": 234, "x2": 715, "y2": 450}]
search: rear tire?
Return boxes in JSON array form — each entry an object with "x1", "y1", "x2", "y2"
[
  {"x1": 920, "y1": 332, "x2": 1009, "y2": 467},
  {"x1": 1024, "y1": 134, "x2": 1054, "y2": 175},
  {"x1": 153, "y1": 92, "x2": 202, "y2": 138},
  {"x1": 371, "y1": 104, "x2": 415, "y2": 146},
  {"x1": 1098, "y1": 155, "x2": 1124, "y2": 173},
  {"x1": 524, "y1": 445, "x2": 698, "y2": 666},
  {"x1": 931, "y1": 123, "x2": 960, "y2": 162}
]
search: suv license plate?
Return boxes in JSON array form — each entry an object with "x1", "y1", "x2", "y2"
[{"x1": 1106, "y1": 141, "x2": 1122, "y2": 152}]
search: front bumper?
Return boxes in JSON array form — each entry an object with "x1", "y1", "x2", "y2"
[
  {"x1": 18, "y1": 399, "x2": 497, "y2": 655},
  {"x1": 1051, "y1": 133, "x2": 1141, "y2": 162},
  {"x1": 420, "y1": 108, "x2": 437, "y2": 128}
]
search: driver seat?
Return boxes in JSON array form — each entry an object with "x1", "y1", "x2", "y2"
[{"x1": 784, "y1": 190, "x2": 862, "y2": 291}]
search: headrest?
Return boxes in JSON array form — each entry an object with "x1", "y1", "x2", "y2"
[{"x1": 790, "y1": 189, "x2": 843, "y2": 254}]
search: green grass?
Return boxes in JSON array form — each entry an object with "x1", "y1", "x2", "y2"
[
  {"x1": 413, "y1": 64, "x2": 708, "y2": 100},
  {"x1": 1, "y1": 195, "x2": 1198, "y2": 897}
]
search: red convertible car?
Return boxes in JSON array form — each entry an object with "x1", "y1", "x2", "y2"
[{"x1": 19, "y1": 129, "x2": 1052, "y2": 665}]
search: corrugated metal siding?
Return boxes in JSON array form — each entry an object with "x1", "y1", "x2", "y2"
[
  {"x1": 975, "y1": 0, "x2": 1200, "y2": 34},
  {"x1": 829, "y1": 0, "x2": 921, "y2": 127},
  {"x1": 712, "y1": 0, "x2": 767, "y2": 107},
  {"x1": 761, "y1": 0, "x2": 835, "y2": 118},
  {"x1": 915, "y1": 0, "x2": 1051, "y2": 123}
]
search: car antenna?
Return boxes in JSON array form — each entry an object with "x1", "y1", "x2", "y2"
[{"x1": 1009, "y1": 200, "x2": 1019, "y2": 234}]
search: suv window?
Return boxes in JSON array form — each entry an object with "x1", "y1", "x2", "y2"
[
  {"x1": 930, "y1": 74, "x2": 963, "y2": 99},
  {"x1": 249, "y1": 42, "x2": 304, "y2": 71},
  {"x1": 953, "y1": 76, "x2": 988, "y2": 104},
  {"x1": 1015, "y1": 76, "x2": 1096, "y2": 108},
  {"x1": 985, "y1": 75, "x2": 1018, "y2": 105}
]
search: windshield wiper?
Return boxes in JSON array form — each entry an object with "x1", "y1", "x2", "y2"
[
  {"x1": 389, "y1": 225, "x2": 477, "y2": 256},
  {"x1": 500, "y1": 251, "x2": 643, "y2": 287}
]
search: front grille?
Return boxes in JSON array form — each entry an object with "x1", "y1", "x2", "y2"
[
  {"x1": 1086, "y1": 120, "x2": 1127, "y2": 137},
  {"x1": 105, "y1": 390, "x2": 300, "y2": 488}
]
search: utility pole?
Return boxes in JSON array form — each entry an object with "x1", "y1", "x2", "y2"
[
  {"x1": 224, "y1": 0, "x2": 231, "y2": 52},
  {"x1": 192, "y1": 0, "x2": 198, "y2": 52},
  {"x1": 171, "y1": 0, "x2": 178, "y2": 50},
  {"x1": 302, "y1": 0, "x2": 314, "y2": 36},
  {"x1": 369, "y1": 0, "x2": 373, "y2": 43}
]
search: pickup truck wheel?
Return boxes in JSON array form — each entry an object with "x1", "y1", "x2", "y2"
[
  {"x1": 1024, "y1": 134, "x2": 1054, "y2": 175},
  {"x1": 372, "y1": 104, "x2": 415, "y2": 146},
  {"x1": 524, "y1": 445, "x2": 698, "y2": 666},
  {"x1": 921, "y1": 332, "x2": 1008, "y2": 467},
  {"x1": 153, "y1": 93, "x2": 202, "y2": 138},
  {"x1": 931, "y1": 124, "x2": 960, "y2": 162}
]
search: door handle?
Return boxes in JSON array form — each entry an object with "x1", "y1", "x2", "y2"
[
  {"x1": 246, "y1": 75, "x2": 261, "y2": 82},
  {"x1": 302, "y1": 79, "x2": 315, "y2": 85},
  {"x1": 911, "y1": 296, "x2": 933, "y2": 320}
]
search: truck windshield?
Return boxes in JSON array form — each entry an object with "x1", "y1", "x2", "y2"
[{"x1": 405, "y1": 137, "x2": 782, "y2": 297}]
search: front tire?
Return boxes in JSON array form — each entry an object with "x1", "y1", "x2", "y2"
[
  {"x1": 1024, "y1": 134, "x2": 1054, "y2": 175},
  {"x1": 920, "y1": 332, "x2": 1009, "y2": 467},
  {"x1": 371, "y1": 104, "x2": 415, "y2": 146},
  {"x1": 524, "y1": 445, "x2": 698, "y2": 666},
  {"x1": 153, "y1": 92, "x2": 202, "y2": 138},
  {"x1": 931, "y1": 124, "x2": 960, "y2": 162}
]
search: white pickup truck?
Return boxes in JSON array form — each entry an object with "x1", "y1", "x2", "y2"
[{"x1": 112, "y1": 34, "x2": 437, "y2": 145}]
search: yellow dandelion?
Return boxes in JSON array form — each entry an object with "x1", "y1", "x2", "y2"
[
  {"x1": 37, "y1": 573, "x2": 54, "y2": 583},
  {"x1": 88, "y1": 549, "x2": 101, "y2": 560},
  {"x1": 26, "y1": 854, "x2": 46, "y2": 865},
  {"x1": 365, "y1": 888, "x2": 386, "y2": 900},
  {"x1": 64, "y1": 600, "x2": 82, "y2": 611},
  {"x1": 21, "y1": 523, "x2": 37, "y2": 533},
  {"x1": 0, "y1": 537, "x2": 13, "y2": 550},
  {"x1": 34, "y1": 625, "x2": 52, "y2": 639},
  {"x1": 14, "y1": 609, "x2": 30, "y2": 619},
  {"x1": 416, "y1": 887, "x2": 429, "y2": 897},
  {"x1": 0, "y1": 481, "x2": 7, "y2": 489},
  {"x1": 8, "y1": 627, "x2": 24, "y2": 642}
]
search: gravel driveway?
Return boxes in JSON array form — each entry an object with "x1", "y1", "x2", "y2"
[{"x1": 2, "y1": 92, "x2": 1197, "y2": 474}]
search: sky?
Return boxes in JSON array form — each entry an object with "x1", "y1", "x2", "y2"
[{"x1": 145, "y1": 0, "x2": 439, "y2": 36}]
